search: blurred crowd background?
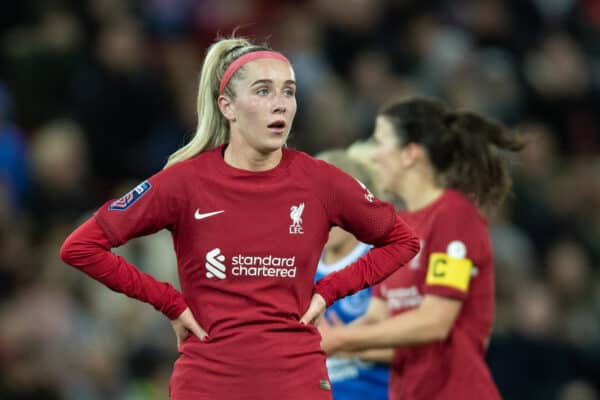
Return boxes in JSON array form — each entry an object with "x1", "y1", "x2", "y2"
[{"x1": 1, "y1": 0, "x2": 599, "y2": 399}]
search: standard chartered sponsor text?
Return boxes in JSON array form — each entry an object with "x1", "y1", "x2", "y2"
[{"x1": 231, "y1": 254, "x2": 297, "y2": 278}]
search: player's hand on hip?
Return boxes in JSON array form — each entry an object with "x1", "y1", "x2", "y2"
[
  {"x1": 171, "y1": 307, "x2": 208, "y2": 351},
  {"x1": 300, "y1": 293, "x2": 326, "y2": 325}
]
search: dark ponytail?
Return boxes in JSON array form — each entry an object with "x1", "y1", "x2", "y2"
[{"x1": 379, "y1": 97, "x2": 524, "y2": 210}]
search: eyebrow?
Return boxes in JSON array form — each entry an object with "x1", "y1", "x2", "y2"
[{"x1": 250, "y1": 79, "x2": 296, "y2": 87}]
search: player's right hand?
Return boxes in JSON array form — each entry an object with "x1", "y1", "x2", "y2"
[{"x1": 171, "y1": 307, "x2": 208, "y2": 351}]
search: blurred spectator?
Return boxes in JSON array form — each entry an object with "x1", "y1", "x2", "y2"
[
  {"x1": 71, "y1": 17, "x2": 171, "y2": 184},
  {"x1": 316, "y1": 0, "x2": 389, "y2": 77},
  {"x1": 2, "y1": 9, "x2": 85, "y2": 130},
  {"x1": 447, "y1": 0, "x2": 517, "y2": 46},
  {"x1": 0, "y1": 220, "x2": 35, "y2": 301},
  {"x1": 297, "y1": 75, "x2": 363, "y2": 153},
  {"x1": 573, "y1": 158, "x2": 600, "y2": 263},
  {"x1": 0, "y1": 82, "x2": 29, "y2": 210},
  {"x1": 123, "y1": 344, "x2": 173, "y2": 400},
  {"x1": 488, "y1": 283, "x2": 578, "y2": 400},
  {"x1": 276, "y1": 5, "x2": 331, "y2": 101},
  {"x1": 545, "y1": 239, "x2": 600, "y2": 346},
  {"x1": 25, "y1": 119, "x2": 96, "y2": 237},
  {"x1": 524, "y1": 33, "x2": 591, "y2": 101},
  {"x1": 489, "y1": 205, "x2": 537, "y2": 278},
  {"x1": 143, "y1": 0, "x2": 192, "y2": 39},
  {"x1": 524, "y1": 33, "x2": 599, "y2": 157},
  {"x1": 443, "y1": 48, "x2": 524, "y2": 123},
  {"x1": 559, "y1": 380, "x2": 599, "y2": 400},
  {"x1": 141, "y1": 39, "x2": 200, "y2": 174},
  {"x1": 511, "y1": 121, "x2": 569, "y2": 256},
  {"x1": 489, "y1": 205, "x2": 537, "y2": 334}
]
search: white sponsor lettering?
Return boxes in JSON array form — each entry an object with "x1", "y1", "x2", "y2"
[
  {"x1": 384, "y1": 285, "x2": 423, "y2": 310},
  {"x1": 204, "y1": 248, "x2": 297, "y2": 279},
  {"x1": 326, "y1": 357, "x2": 373, "y2": 382},
  {"x1": 232, "y1": 254, "x2": 296, "y2": 278}
]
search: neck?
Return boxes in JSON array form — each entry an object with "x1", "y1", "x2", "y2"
[
  {"x1": 224, "y1": 141, "x2": 282, "y2": 171},
  {"x1": 323, "y1": 236, "x2": 359, "y2": 264},
  {"x1": 398, "y1": 170, "x2": 445, "y2": 211}
]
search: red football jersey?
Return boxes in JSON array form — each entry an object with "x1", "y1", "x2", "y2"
[
  {"x1": 90, "y1": 145, "x2": 418, "y2": 400},
  {"x1": 374, "y1": 189, "x2": 501, "y2": 400}
]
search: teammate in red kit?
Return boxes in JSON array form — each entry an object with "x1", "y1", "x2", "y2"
[
  {"x1": 59, "y1": 37, "x2": 420, "y2": 400},
  {"x1": 319, "y1": 97, "x2": 524, "y2": 400}
]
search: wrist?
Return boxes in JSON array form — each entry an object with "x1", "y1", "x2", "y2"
[
  {"x1": 339, "y1": 325, "x2": 362, "y2": 352},
  {"x1": 313, "y1": 293, "x2": 326, "y2": 310}
]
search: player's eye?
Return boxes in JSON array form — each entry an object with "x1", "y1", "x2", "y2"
[{"x1": 256, "y1": 87, "x2": 269, "y2": 96}]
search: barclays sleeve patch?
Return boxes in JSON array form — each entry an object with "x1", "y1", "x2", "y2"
[{"x1": 108, "y1": 180, "x2": 152, "y2": 211}]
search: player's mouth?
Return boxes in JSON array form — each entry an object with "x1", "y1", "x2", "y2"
[{"x1": 267, "y1": 120, "x2": 286, "y2": 134}]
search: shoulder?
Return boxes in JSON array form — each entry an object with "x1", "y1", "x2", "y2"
[
  {"x1": 286, "y1": 147, "x2": 349, "y2": 182},
  {"x1": 158, "y1": 148, "x2": 217, "y2": 180},
  {"x1": 286, "y1": 147, "x2": 328, "y2": 171},
  {"x1": 148, "y1": 149, "x2": 217, "y2": 200},
  {"x1": 167, "y1": 148, "x2": 217, "y2": 170},
  {"x1": 426, "y1": 190, "x2": 488, "y2": 243},
  {"x1": 436, "y1": 190, "x2": 485, "y2": 224},
  {"x1": 285, "y1": 148, "x2": 341, "y2": 192},
  {"x1": 428, "y1": 190, "x2": 489, "y2": 251}
]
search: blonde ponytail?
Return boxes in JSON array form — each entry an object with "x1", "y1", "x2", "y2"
[{"x1": 164, "y1": 37, "x2": 268, "y2": 168}]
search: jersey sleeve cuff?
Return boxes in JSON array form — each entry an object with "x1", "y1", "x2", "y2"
[
  {"x1": 162, "y1": 290, "x2": 188, "y2": 320},
  {"x1": 313, "y1": 282, "x2": 336, "y2": 307}
]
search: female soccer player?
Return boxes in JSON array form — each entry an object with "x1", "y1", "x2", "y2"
[
  {"x1": 319, "y1": 97, "x2": 523, "y2": 400},
  {"x1": 59, "y1": 37, "x2": 420, "y2": 400}
]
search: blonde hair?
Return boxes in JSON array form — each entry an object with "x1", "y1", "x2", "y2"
[
  {"x1": 164, "y1": 37, "x2": 270, "y2": 168},
  {"x1": 316, "y1": 144, "x2": 380, "y2": 198},
  {"x1": 348, "y1": 140, "x2": 382, "y2": 197}
]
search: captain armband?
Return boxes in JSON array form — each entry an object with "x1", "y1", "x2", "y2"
[{"x1": 425, "y1": 252, "x2": 473, "y2": 292}]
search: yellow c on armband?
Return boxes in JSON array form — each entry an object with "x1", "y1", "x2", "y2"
[{"x1": 426, "y1": 253, "x2": 473, "y2": 292}]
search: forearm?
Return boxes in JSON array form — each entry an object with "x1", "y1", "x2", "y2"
[
  {"x1": 339, "y1": 308, "x2": 446, "y2": 351},
  {"x1": 348, "y1": 304, "x2": 387, "y2": 327},
  {"x1": 342, "y1": 348, "x2": 394, "y2": 364},
  {"x1": 348, "y1": 314, "x2": 378, "y2": 327},
  {"x1": 60, "y1": 217, "x2": 186, "y2": 319}
]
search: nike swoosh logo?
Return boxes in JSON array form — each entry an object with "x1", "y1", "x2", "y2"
[{"x1": 194, "y1": 209, "x2": 224, "y2": 220}]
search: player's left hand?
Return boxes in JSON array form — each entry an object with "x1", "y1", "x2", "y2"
[
  {"x1": 171, "y1": 307, "x2": 208, "y2": 352},
  {"x1": 300, "y1": 293, "x2": 326, "y2": 325}
]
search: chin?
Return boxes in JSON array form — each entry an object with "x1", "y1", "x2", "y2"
[{"x1": 262, "y1": 136, "x2": 288, "y2": 152}]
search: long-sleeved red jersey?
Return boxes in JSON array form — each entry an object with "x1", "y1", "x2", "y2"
[
  {"x1": 61, "y1": 145, "x2": 419, "y2": 400},
  {"x1": 374, "y1": 189, "x2": 500, "y2": 400}
]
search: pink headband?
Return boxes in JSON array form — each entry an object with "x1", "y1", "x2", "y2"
[{"x1": 219, "y1": 50, "x2": 290, "y2": 95}]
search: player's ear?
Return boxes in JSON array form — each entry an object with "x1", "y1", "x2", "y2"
[
  {"x1": 218, "y1": 95, "x2": 236, "y2": 122},
  {"x1": 401, "y1": 143, "x2": 422, "y2": 168}
]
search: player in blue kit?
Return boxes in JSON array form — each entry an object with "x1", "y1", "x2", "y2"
[{"x1": 316, "y1": 148, "x2": 389, "y2": 400}]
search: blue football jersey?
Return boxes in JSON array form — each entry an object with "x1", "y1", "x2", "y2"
[{"x1": 315, "y1": 242, "x2": 389, "y2": 400}]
